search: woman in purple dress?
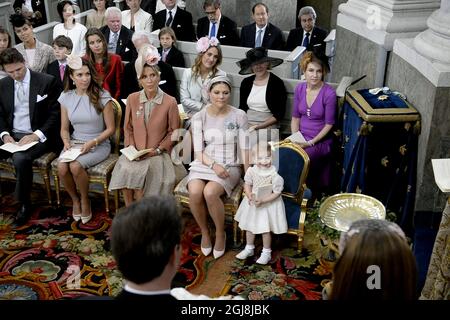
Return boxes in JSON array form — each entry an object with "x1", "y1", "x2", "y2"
[{"x1": 291, "y1": 51, "x2": 336, "y2": 194}]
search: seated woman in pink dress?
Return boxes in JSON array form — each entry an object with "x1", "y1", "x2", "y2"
[
  {"x1": 291, "y1": 51, "x2": 336, "y2": 195},
  {"x1": 187, "y1": 76, "x2": 249, "y2": 260}
]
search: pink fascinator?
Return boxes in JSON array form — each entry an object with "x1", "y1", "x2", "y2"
[
  {"x1": 66, "y1": 53, "x2": 82, "y2": 70},
  {"x1": 196, "y1": 36, "x2": 219, "y2": 53},
  {"x1": 135, "y1": 44, "x2": 161, "y2": 78}
]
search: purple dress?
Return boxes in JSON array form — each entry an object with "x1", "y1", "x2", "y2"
[{"x1": 292, "y1": 82, "x2": 336, "y2": 190}]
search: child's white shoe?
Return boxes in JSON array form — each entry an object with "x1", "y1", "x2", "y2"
[
  {"x1": 235, "y1": 245, "x2": 255, "y2": 260},
  {"x1": 256, "y1": 248, "x2": 272, "y2": 265}
]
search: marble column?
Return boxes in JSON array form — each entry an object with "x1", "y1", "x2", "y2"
[
  {"x1": 332, "y1": 0, "x2": 440, "y2": 88},
  {"x1": 386, "y1": 0, "x2": 450, "y2": 212}
]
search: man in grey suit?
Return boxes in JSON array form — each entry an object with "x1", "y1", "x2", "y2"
[{"x1": 0, "y1": 48, "x2": 61, "y2": 225}]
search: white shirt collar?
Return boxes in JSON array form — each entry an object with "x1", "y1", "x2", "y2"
[
  {"x1": 167, "y1": 6, "x2": 177, "y2": 16},
  {"x1": 124, "y1": 284, "x2": 171, "y2": 296},
  {"x1": 303, "y1": 29, "x2": 313, "y2": 37},
  {"x1": 16, "y1": 68, "x2": 31, "y2": 86},
  {"x1": 256, "y1": 24, "x2": 267, "y2": 32}
]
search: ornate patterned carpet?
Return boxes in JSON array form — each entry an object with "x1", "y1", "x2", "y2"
[{"x1": 0, "y1": 183, "x2": 334, "y2": 300}]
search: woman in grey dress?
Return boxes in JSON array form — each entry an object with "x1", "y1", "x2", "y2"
[
  {"x1": 187, "y1": 76, "x2": 249, "y2": 260},
  {"x1": 57, "y1": 55, "x2": 115, "y2": 224}
]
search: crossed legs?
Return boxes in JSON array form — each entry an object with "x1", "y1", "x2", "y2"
[{"x1": 122, "y1": 189, "x2": 144, "y2": 207}]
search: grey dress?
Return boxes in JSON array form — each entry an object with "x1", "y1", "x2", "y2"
[{"x1": 57, "y1": 90, "x2": 112, "y2": 168}]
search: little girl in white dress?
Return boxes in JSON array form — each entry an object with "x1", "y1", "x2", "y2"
[{"x1": 234, "y1": 142, "x2": 287, "y2": 264}]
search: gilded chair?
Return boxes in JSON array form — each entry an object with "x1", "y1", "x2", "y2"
[
  {"x1": 0, "y1": 152, "x2": 58, "y2": 204},
  {"x1": 174, "y1": 176, "x2": 244, "y2": 246},
  {"x1": 51, "y1": 99, "x2": 122, "y2": 213},
  {"x1": 272, "y1": 140, "x2": 311, "y2": 251}
]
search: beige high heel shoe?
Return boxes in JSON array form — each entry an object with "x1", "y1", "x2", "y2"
[{"x1": 213, "y1": 234, "x2": 226, "y2": 259}]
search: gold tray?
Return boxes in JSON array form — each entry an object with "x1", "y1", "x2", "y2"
[{"x1": 319, "y1": 193, "x2": 386, "y2": 232}]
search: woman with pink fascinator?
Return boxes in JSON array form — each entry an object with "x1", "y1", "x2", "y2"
[
  {"x1": 109, "y1": 44, "x2": 186, "y2": 207},
  {"x1": 180, "y1": 36, "x2": 225, "y2": 127}
]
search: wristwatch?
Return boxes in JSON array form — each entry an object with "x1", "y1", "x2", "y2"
[
  {"x1": 209, "y1": 160, "x2": 216, "y2": 169},
  {"x1": 155, "y1": 147, "x2": 162, "y2": 155}
]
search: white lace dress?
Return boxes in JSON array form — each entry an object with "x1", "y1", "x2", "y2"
[{"x1": 234, "y1": 165, "x2": 287, "y2": 234}]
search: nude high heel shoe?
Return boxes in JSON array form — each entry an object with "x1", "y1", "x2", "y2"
[{"x1": 213, "y1": 234, "x2": 226, "y2": 259}]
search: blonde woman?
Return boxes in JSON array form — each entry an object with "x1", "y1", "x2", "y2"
[{"x1": 180, "y1": 36, "x2": 225, "y2": 123}]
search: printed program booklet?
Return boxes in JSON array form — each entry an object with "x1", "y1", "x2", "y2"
[
  {"x1": 0, "y1": 141, "x2": 38, "y2": 153},
  {"x1": 120, "y1": 145, "x2": 153, "y2": 161},
  {"x1": 59, "y1": 148, "x2": 83, "y2": 163},
  {"x1": 286, "y1": 131, "x2": 306, "y2": 144}
]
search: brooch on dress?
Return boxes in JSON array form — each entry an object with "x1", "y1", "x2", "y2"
[
  {"x1": 136, "y1": 105, "x2": 144, "y2": 117},
  {"x1": 225, "y1": 121, "x2": 240, "y2": 130}
]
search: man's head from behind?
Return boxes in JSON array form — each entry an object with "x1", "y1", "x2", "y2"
[
  {"x1": 298, "y1": 6, "x2": 317, "y2": 33},
  {"x1": 0, "y1": 48, "x2": 26, "y2": 81},
  {"x1": 111, "y1": 196, "x2": 182, "y2": 285}
]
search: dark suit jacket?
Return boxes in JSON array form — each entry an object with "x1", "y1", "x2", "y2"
[
  {"x1": 120, "y1": 60, "x2": 179, "y2": 102},
  {"x1": 239, "y1": 72, "x2": 287, "y2": 121},
  {"x1": 140, "y1": 0, "x2": 157, "y2": 15},
  {"x1": 285, "y1": 26, "x2": 328, "y2": 53},
  {"x1": 46, "y1": 60, "x2": 64, "y2": 92},
  {"x1": 196, "y1": 16, "x2": 239, "y2": 46},
  {"x1": 100, "y1": 25, "x2": 137, "y2": 63},
  {"x1": 240, "y1": 22, "x2": 284, "y2": 50},
  {"x1": 158, "y1": 46, "x2": 185, "y2": 68},
  {"x1": 13, "y1": 0, "x2": 47, "y2": 27},
  {"x1": 0, "y1": 70, "x2": 61, "y2": 151},
  {"x1": 153, "y1": 7, "x2": 196, "y2": 42}
]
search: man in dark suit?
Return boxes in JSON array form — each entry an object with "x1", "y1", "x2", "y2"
[
  {"x1": 153, "y1": 0, "x2": 196, "y2": 42},
  {"x1": 112, "y1": 195, "x2": 182, "y2": 302},
  {"x1": 121, "y1": 31, "x2": 178, "y2": 101},
  {"x1": 13, "y1": 0, "x2": 47, "y2": 28},
  {"x1": 240, "y1": 3, "x2": 284, "y2": 50},
  {"x1": 285, "y1": 6, "x2": 327, "y2": 53},
  {"x1": 196, "y1": 0, "x2": 239, "y2": 46},
  {"x1": 100, "y1": 6, "x2": 137, "y2": 63},
  {"x1": 0, "y1": 48, "x2": 61, "y2": 224}
]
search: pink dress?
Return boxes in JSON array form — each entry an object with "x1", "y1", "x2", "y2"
[
  {"x1": 187, "y1": 106, "x2": 249, "y2": 196},
  {"x1": 292, "y1": 82, "x2": 336, "y2": 190}
]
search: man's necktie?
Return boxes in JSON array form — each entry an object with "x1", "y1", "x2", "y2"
[
  {"x1": 162, "y1": 49, "x2": 169, "y2": 62},
  {"x1": 166, "y1": 10, "x2": 173, "y2": 26},
  {"x1": 210, "y1": 22, "x2": 216, "y2": 38},
  {"x1": 16, "y1": 81, "x2": 27, "y2": 105},
  {"x1": 302, "y1": 32, "x2": 310, "y2": 48},
  {"x1": 59, "y1": 64, "x2": 65, "y2": 81},
  {"x1": 255, "y1": 29, "x2": 262, "y2": 47}
]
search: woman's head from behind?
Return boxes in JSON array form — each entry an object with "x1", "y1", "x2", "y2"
[
  {"x1": 300, "y1": 51, "x2": 329, "y2": 84},
  {"x1": 0, "y1": 27, "x2": 11, "y2": 53},
  {"x1": 193, "y1": 37, "x2": 222, "y2": 76},
  {"x1": 330, "y1": 219, "x2": 417, "y2": 300}
]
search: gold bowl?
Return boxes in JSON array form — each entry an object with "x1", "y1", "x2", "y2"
[{"x1": 319, "y1": 193, "x2": 386, "y2": 232}]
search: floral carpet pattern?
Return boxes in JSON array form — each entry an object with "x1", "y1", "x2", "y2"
[
  {"x1": 224, "y1": 230, "x2": 337, "y2": 300},
  {"x1": 0, "y1": 188, "x2": 202, "y2": 300},
  {"x1": 0, "y1": 184, "x2": 336, "y2": 300}
]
